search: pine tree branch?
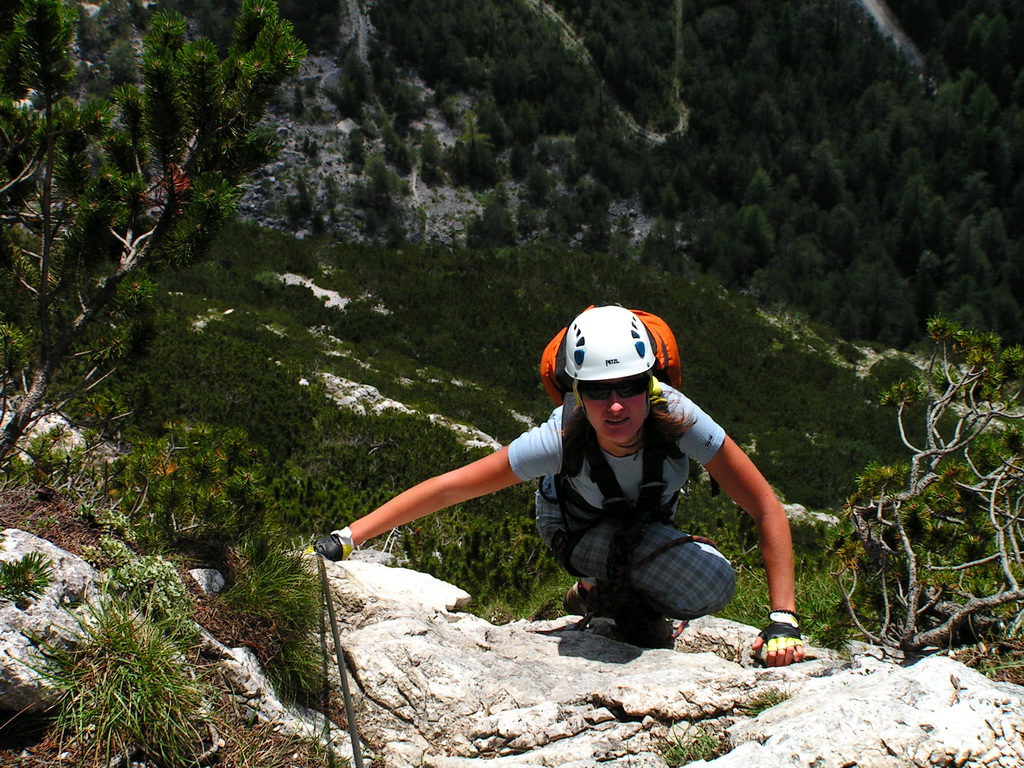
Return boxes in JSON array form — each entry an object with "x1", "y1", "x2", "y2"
[{"x1": 911, "y1": 589, "x2": 1024, "y2": 651}]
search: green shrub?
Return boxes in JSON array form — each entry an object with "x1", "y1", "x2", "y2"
[
  {"x1": 86, "y1": 536, "x2": 196, "y2": 637},
  {"x1": 838, "y1": 319, "x2": 1024, "y2": 653},
  {"x1": 91, "y1": 422, "x2": 322, "y2": 703},
  {"x1": 109, "y1": 423, "x2": 272, "y2": 551}
]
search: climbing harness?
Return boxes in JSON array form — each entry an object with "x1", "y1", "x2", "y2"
[
  {"x1": 544, "y1": 399, "x2": 688, "y2": 571},
  {"x1": 317, "y1": 555, "x2": 365, "y2": 768}
]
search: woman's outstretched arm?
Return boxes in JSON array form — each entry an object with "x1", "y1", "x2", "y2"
[{"x1": 349, "y1": 446, "x2": 523, "y2": 546}]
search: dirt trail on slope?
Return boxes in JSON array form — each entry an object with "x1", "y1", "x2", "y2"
[
  {"x1": 857, "y1": 0, "x2": 924, "y2": 67},
  {"x1": 521, "y1": 0, "x2": 688, "y2": 144}
]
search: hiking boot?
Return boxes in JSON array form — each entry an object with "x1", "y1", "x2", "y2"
[
  {"x1": 612, "y1": 602, "x2": 675, "y2": 649},
  {"x1": 564, "y1": 581, "x2": 674, "y2": 648},
  {"x1": 563, "y1": 580, "x2": 592, "y2": 615}
]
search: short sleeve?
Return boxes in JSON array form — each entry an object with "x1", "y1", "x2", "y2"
[
  {"x1": 665, "y1": 387, "x2": 726, "y2": 465},
  {"x1": 507, "y1": 406, "x2": 564, "y2": 481}
]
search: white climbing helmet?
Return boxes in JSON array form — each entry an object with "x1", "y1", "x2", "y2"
[{"x1": 563, "y1": 306, "x2": 656, "y2": 382}]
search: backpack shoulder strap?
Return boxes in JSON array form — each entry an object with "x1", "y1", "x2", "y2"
[{"x1": 555, "y1": 403, "x2": 675, "y2": 518}]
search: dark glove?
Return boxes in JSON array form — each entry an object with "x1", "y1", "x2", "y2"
[
  {"x1": 314, "y1": 526, "x2": 355, "y2": 561},
  {"x1": 759, "y1": 610, "x2": 802, "y2": 656}
]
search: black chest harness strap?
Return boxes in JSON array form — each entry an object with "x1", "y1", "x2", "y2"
[{"x1": 541, "y1": 394, "x2": 687, "y2": 577}]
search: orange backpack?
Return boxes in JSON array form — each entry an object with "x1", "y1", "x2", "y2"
[{"x1": 540, "y1": 307, "x2": 682, "y2": 404}]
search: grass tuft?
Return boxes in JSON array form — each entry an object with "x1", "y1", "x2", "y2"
[
  {"x1": 736, "y1": 687, "x2": 790, "y2": 716},
  {"x1": 661, "y1": 721, "x2": 728, "y2": 766},
  {"x1": 38, "y1": 591, "x2": 213, "y2": 767},
  {"x1": 223, "y1": 532, "x2": 322, "y2": 703}
]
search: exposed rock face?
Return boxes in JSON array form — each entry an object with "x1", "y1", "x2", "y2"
[
  {"x1": 3, "y1": 530, "x2": 1024, "y2": 768},
  {"x1": 323, "y1": 559, "x2": 1024, "y2": 768},
  {"x1": 716, "y1": 655, "x2": 1024, "y2": 768},
  {"x1": 0, "y1": 529, "x2": 101, "y2": 713}
]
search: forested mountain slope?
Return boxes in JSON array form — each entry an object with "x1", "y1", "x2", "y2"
[
  {"x1": 72, "y1": 0, "x2": 1024, "y2": 350},
  {"x1": 5, "y1": 8, "x2": 1024, "y2": 759}
]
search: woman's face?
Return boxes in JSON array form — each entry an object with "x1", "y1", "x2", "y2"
[{"x1": 576, "y1": 375, "x2": 649, "y2": 456}]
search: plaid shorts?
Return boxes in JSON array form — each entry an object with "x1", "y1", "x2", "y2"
[{"x1": 537, "y1": 502, "x2": 735, "y2": 620}]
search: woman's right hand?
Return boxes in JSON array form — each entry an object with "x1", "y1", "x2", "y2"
[{"x1": 314, "y1": 526, "x2": 355, "y2": 561}]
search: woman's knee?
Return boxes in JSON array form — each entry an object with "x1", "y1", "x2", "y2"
[
  {"x1": 690, "y1": 560, "x2": 736, "y2": 616},
  {"x1": 665, "y1": 574, "x2": 734, "y2": 619},
  {"x1": 636, "y1": 542, "x2": 736, "y2": 619}
]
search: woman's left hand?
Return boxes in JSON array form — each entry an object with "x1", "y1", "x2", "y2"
[{"x1": 752, "y1": 613, "x2": 804, "y2": 667}]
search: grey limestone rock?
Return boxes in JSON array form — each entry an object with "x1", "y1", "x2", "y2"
[
  {"x1": 0, "y1": 529, "x2": 101, "y2": 713},
  {"x1": 3, "y1": 531, "x2": 1023, "y2": 768}
]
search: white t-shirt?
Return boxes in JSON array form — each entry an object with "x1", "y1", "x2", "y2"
[{"x1": 507, "y1": 384, "x2": 726, "y2": 527}]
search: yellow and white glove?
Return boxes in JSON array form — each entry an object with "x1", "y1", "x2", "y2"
[{"x1": 314, "y1": 526, "x2": 355, "y2": 561}]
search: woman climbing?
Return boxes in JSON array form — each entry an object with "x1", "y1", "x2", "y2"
[{"x1": 316, "y1": 305, "x2": 803, "y2": 665}]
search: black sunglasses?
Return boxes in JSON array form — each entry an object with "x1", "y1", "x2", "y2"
[{"x1": 576, "y1": 375, "x2": 650, "y2": 401}]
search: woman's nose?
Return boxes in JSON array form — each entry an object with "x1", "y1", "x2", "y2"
[{"x1": 606, "y1": 394, "x2": 626, "y2": 409}]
